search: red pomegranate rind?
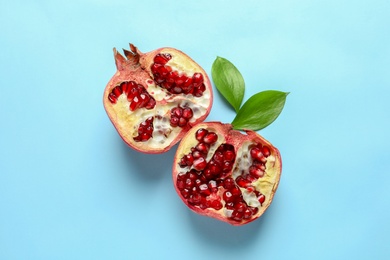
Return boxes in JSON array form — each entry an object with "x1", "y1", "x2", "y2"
[
  {"x1": 103, "y1": 44, "x2": 213, "y2": 153},
  {"x1": 172, "y1": 122, "x2": 282, "y2": 225}
]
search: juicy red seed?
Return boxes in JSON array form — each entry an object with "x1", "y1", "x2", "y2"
[
  {"x1": 175, "y1": 75, "x2": 187, "y2": 85},
  {"x1": 189, "y1": 193, "x2": 202, "y2": 205},
  {"x1": 185, "y1": 178, "x2": 194, "y2": 189},
  {"x1": 193, "y1": 157, "x2": 207, "y2": 171},
  {"x1": 112, "y1": 86, "x2": 123, "y2": 97},
  {"x1": 171, "y1": 107, "x2": 182, "y2": 117},
  {"x1": 222, "y1": 161, "x2": 233, "y2": 172},
  {"x1": 145, "y1": 98, "x2": 156, "y2": 109},
  {"x1": 210, "y1": 200, "x2": 223, "y2": 210},
  {"x1": 195, "y1": 128, "x2": 208, "y2": 141},
  {"x1": 243, "y1": 208, "x2": 253, "y2": 219},
  {"x1": 198, "y1": 184, "x2": 211, "y2": 196},
  {"x1": 182, "y1": 107, "x2": 193, "y2": 119},
  {"x1": 177, "y1": 180, "x2": 185, "y2": 190},
  {"x1": 231, "y1": 211, "x2": 243, "y2": 221},
  {"x1": 234, "y1": 202, "x2": 247, "y2": 213},
  {"x1": 258, "y1": 194, "x2": 266, "y2": 205},
  {"x1": 183, "y1": 77, "x2": 192, "y2": 88},
  {"x1": 108, "y1": 93, "x2": 117, "y2": 103},
  {"x1": 121, "y1": 82, "x2": 130, "y2": 94},
  {"x1": 223, "y1": 191, "x2": 234, "y2": 202},
  {"x1": 192, "y1": 73, "x2": 204, "y2": 85},
  {"x1": 189, "y1": 172, "x2": 198, "y2": 181},
  {"x1": 225, "y1": 202, "x2": 234, "y2": 209},
  {"x1": 154, "y1": 53, "x2": 171, "y2": 65},
  {"x1": 192, "y1": 150, "x2": 202, "y2": 159},
  {"x1": 236, "y1": 176, "x2": 251, "y2": 188},
  {"x1": 223, "y1": 150, "x2": 235, "y2": 161},
  {"x1": 249, "y1": 166, "x2": 265, "y2": 178},
  {"x1": 250, "y1": 207, "x2": 259, "y2": 215},
  {"x1": 170, "y1": 106, "x2": 193, "y2": 128},
  {"x1": 183, "y1": 154, "x2": 194, "y2": 166},
  {"x1": 181, "y1": 189, "x2": 190, "y2": 198},
  {"x1": 250, "y1": 147, "x2": 265, "y2": 162},
  {"x1": 195, "y1": 142, "x2": 209, "y2": 154},
  {"x1": 178, "y1": 118, "x2": 187, "y2": 127},
  {"x1": 223, "y1": 178, "x2": 235, "y2": 189},
  {"x1": 208, "y1": 180, "x2": 217, "y2": 191},
  {"x1": 262, "y1": 146, "x2": 271, "y2": 157},
  {"x1": 230, "y1": 187, "x2": 242, "y2": 198},
  {"x1": 170, "y1": 117, "x2": 179, "y2": 127},
  {"x1": 134, "y1": 117, "x2": 154, "y2": 142},
  {"x1": 203, "y1": 132, "x2": 218, "y2": 144},
  {"x1": 213, "y1": 151, "x2": 224, "y2": 164}
]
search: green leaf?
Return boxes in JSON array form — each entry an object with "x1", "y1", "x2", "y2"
[
  {"x1": 232, "y1": 90, "x2": 289, "y2": 131},
  {"x1": 211, "y1": 57, "x2": 245, "y2": 112}
]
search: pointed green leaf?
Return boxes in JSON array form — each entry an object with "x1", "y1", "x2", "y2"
[
  {"x1": 211, "y1": 57, "x2": 245, "y2": 112},
  {"x1": 232, "y1": 90, "x2": 289, "y2": 131}
]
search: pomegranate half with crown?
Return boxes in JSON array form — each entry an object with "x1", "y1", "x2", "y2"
[
  {"x1": 103, "y1": 43, "x2": 213, "y2": 153},
  {"x1": 172, "y1": 57, "x2": 288, "y2": 225}
]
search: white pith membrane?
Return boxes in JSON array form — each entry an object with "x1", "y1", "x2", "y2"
[
  {"x1": 107, "y1": 51, "x2": 211, "y2": 152},
  {"x1": 174, "y1": 123, "x2": 281, "y2": 223}
]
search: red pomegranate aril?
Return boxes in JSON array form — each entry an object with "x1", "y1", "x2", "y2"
[
  {"x1": 178, "y1": 118, "x2": 187, "y2": 127},
  {"x1": 199, "y1": 184, "x2": 211, "y2": 196},
  {"x1": 134, "y1": 117, "x2": 154, "y2": 142},
  {"x1": 258, "y1": 194, "x2": 266, "y2": 205},
  {"x1": 192, "y1": 73, "x2": 204, "y2": 86},
  {"x1": 225, "y1": 202, "x2": 234, "y2": 210},
  {"x1": 203, "y1": 132, "x2": 218, "y2": 144},
  {"x1": 223, "y1": 191, "x2": 234, "y2": 202},
  {"x1": 195, "y1": 128, "x2": 208, "y2": 141},
  {"x1": 262, "y1": 146, "x2": 271, "y2": 157},
  {"x1": 112, "y1": 86, "x2": 122, "y2": 96},
  {"x1": 210, "y1": 200, "x2": 223, "y2": 210},
  {"x1": 193, "y1": 157, "x2": 207, "y2": 171},
  {"x1": 195, "y1": 142, "x2": 209, "y2": 154},
  {"x1": 250, "y1": 147, "x2": 266, "y2": 163},
  {"x1": 243, "y1": 208, "x2": 253, "y2": 219},
  {"x1": 231, "y1": 211, "x2": 244, "y2": 221},
  {"x1": 189, "y1": 193, "x2": 202, "y2": 205},
  {"x1": 153, "y1": 53, "x2": 171, "y2": 65},
  {"x1": 170, "y1": 117, "x2": 179, "y2": 127},
  {"x1": 235, "y1": 202, "x2": 247, "y2": 213},
  {"x1": 177, "y1": 180, "x2": 185, "y2": 190},
  {"x1": 223, "y1": 178, "x2": 235, "y2": 189},
  {"x1": 108, "y1": 93, "x2": 117, "y2": 103},
  {"x1": 182, "y1": 107, "x2": 193, "y2": 119},
  {"x1": 208, "y1": 180, "x2": 217, "y2": 192},
  {"x1": 230, "y1": 186, "x2": 242, "y2": 198},
  {"x1": 236, "y1": 176, "x2": 251, "y2": 188},
  {"x1": 249, "y1": 165, "x2": 265, "y2": 178}
]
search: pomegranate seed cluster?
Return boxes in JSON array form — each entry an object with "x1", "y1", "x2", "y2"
[
  {"x1": 108, "y1": 81, "x2": 156, "y2": 111},
  {"x1": 133, "y1": 117, "x2": 154, "y2": 142},
  {"x1": 151, "y1": 54, "x2": 206, "y2": 96},
  {"x1": 176, "y1": 128, "x2": 271, "y2": 223},
  {"x1": 170, "y1": 106, "x2": 194, "y2": 127}
]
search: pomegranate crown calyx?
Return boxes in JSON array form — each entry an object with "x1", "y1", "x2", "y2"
[
  {"x1": 211, "y1": 56, "x2": 289, "y2": 131},
  {"x1": 114, "y1": 43, "x2": 141, "y2": 70}
]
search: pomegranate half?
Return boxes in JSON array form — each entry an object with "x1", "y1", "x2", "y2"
[
  {"x1": 103, "y1": 44, "x2": 213, "y2": 153},
  {"x1": 173, "y1": 122, "x2": 282, "y2": 225}
]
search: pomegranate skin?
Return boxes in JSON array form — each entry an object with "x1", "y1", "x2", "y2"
[
  {"x1": 172, "y1": 122, "x2": 282, "y2": 225},
  {"x1": 103, "y1": 44, "x2": 213, "y2": 154}
]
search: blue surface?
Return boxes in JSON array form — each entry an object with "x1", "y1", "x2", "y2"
[{"x1": 1, "y1": 0, "x2": 389, "y2": 259}]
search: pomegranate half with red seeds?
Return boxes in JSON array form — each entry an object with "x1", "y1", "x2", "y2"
[
  {"x1": 103, "y1": 44, "x2": 213, "y2": 153},
  {"x1": 173, "y1": 122, "x2": 282, "y2": 225}
]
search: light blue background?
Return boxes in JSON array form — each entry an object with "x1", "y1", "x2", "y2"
[{"x1": 1, "y1": 0, "x2": 389, "y2": 259}]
